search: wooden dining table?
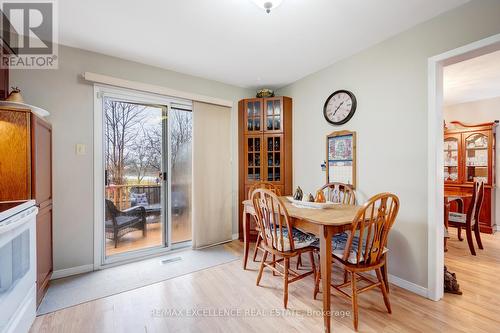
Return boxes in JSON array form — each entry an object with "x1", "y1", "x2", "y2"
[{"x1": 242, "y1": 197, "x2": 365, "y2": 333}]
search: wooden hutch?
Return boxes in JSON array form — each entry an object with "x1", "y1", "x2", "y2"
[
  {"x1": 238, "y1": 96, "x2": 293, "y2": 240},
  {"x1": 444, "y1": 121, "x2": 497, "y2": 233}
]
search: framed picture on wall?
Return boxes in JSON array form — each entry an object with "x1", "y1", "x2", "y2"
[{"x1": 326, "y1": 130, "x2": 356, "y2": 188}]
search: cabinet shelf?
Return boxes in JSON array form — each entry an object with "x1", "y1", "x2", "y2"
[{"x1": 466, "y1": 147, "x2": 488, "y2": 150}]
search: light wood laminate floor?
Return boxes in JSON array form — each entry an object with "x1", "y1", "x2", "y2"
[{"x1": 31, "y1": 233, "x2": 500, "y2": 332}]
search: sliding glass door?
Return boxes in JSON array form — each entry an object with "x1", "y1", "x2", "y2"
[
  {"x1": 104, "y1": 98, "x2": 168, "y2": 258},
  {"x1": 98, "y1": 87, "x2": 193, "y2": 264}
]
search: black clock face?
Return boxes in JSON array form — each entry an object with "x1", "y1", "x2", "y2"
[{"x1": 323, "y1": 90, "x2": 357, "y2": 125}]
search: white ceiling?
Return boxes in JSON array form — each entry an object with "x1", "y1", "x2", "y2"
[
  {"x1": 444, "y1": 50, "x2": 500, "y2": 106},
  {"x1": 59, "y1": 0, "x2": 469, "y2": 89}
]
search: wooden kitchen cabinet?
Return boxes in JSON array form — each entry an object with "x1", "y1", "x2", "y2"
[
  {"x1": 0, "y1": 107, "x2": 53, "y2": 306},
  {"x1": 36, "y1": 204, "x2": 53, "y2": 304}
]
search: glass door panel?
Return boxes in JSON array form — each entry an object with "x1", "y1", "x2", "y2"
[
  {"x1": 246, "y1": 136, "x2": 262, "y2": 182},
  {"x1": 170, "y1": 108, "x2": 193, "y2": 244},
  {"x1": 245, "y1": 99, "x2": 262, "y2": 133},
  {"x1": 264, "y1": 134, "x2": 282, "y2": 182},
  {"x1": 444, "y1": 136, "x2": 459, "y2": 183},
  {"x1": 465, "y1": 133, "x2": 489, "y2": 183},
  {"x1": 264, "y1": 98, "x2": 282, "y2": 132},
  {"x1": 104, "y1": 98, "x2": 167, "y2": 258}
]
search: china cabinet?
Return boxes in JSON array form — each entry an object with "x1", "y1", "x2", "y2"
[
  {"x1": 238, "y1": 96, "x2": 292, "y2": 239},
  {"x1": 444, "y1": 121, "x2": 497, "y2": 233}
]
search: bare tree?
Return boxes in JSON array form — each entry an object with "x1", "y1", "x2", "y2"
[
  {"x1": 143, "y1": 109, "x2": 192, "y2": 172},
  {"x1": 128, "y1": 126, "x2": 163, "y2": 183},
  {"x1": 128, "y1": 136, "x2": 150, "y2": 184},
  {"x1": 104, "y1": 100, "x2": 147, "y2": 185},
  {"x1": 105, "y1": 103, "x2": 192, "y2": 186},
  {"x1": 170, "y1": 109, "x2": 192, "y2": 170},
  {"x1": 144, "y1": 126, "x2": 162, "y2": 172}
]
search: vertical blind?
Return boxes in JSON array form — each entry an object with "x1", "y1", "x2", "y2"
[{"x1": 192, "y1": 101, "x2": 232, "y2": 248}]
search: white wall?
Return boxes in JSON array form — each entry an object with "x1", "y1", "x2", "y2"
[
  {"x1": 10, "y1": 45, "x2": 253, "y2": 271},
  {"x1": 444, "y1": 96, "x2": 500, "y2": 229},
  {"x1": 278, "y1": 0, "x2": 500, "y2": 288}
]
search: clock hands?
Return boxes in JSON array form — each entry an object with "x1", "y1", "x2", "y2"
[{"x1": 332, "y1": 101, "x2": 344, "y2": 116}]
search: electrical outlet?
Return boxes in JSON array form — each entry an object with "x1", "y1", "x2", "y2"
[{"x1": 76, "y1": 144, "x2": 87, "y2": 155}]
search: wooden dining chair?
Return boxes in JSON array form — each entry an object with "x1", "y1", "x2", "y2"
[
  {"x1": 247, "y1": 182, "x2": 281, "y2": 263},
  {"x1": 251, "y1": 189, "x2": 317, "y2": 308},
  {"x1": 448, "y1": 181, "x2": 484, "y2": 255},
  {"x1": 313, "y1": 193, "x2": 400, "y2": 331},
  {"x1": 296, "y1": 182, "x2": 356, "y2": 270},
  {"x1": 320, "y1": 182, "x2": 356, "y2": 205}
]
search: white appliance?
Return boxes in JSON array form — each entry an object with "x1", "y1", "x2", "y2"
[{"x1": 0, "y1": 200, "x2": 37, "y2": 333}]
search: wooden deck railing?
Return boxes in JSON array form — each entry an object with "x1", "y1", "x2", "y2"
[{"x1": 105, "y1": 184, "x2": 161, "y2": 210}]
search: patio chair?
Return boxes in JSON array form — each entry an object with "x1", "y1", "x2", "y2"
[{"x1": 105, "y1": 199, "x2": 147, "y2": 248}]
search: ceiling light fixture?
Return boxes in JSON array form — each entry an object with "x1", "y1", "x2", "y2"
[{"x1": 251, "y1": 0, "x2": 283, "y2": 14}]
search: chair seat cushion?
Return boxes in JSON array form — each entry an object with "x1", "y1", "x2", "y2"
[
  {"x1": 312, "y1": 232, "x2": 388, "y2": 264},
  {"x1": 131, "y1": 192, "x2": 149, "y2": 207},
  {"x1": 266, "y1": 227, "x2": 317, "y2": 252},
  {"x1": 106, "y1": 215, "x2": 140, "y2": 228},
  {"x1": 448, "y1": 212, "x2": 466, "y2": 224}
]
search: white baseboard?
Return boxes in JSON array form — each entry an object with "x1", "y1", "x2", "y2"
[
  {"x1": 366, "y1": 271, "x2": 428, "y2": 298},
  {"x1": 494, "y1": 225, "x2": 499, "y2": 232},
  {"x1": 387, "y1": 273, "x2": 428, "y2": 298},
  {"x1": 51, "y1": 264, "x2": 94, "y2": 280},
  {"x1": 232, "y1": 233, "x2": 239, "y2": 240}
]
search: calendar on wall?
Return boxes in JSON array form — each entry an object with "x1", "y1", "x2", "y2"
[{"x1": 326, "y1": 131, "x2": 356, "y2": 188}]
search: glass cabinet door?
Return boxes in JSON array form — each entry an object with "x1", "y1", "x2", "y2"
[
  {"x1": 245, "y1": 136, "x2": 262, "y2": 182},
  {"x1": 264, "y1": 98, "x2": 282, "y2": 133},
  {"x1": 444, "y1": 135, "x2": 460, "y2": 183},
  {"x1": 464, "y1": 132, "x2": 489, "y2": 183},
  {"x1": 264, "y1": 134, "x2": 282, "y2": 182},
  {"x1": 244, "y1": 99, "x2": 262, "y2": 133}
]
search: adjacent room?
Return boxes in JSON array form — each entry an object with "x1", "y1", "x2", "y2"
[
  {"x1": 1, "y1": 1, "x2": 500, "y2": 332},
  {"x1": 441, "y1": 49, "x2": 500, "y2": 295}
]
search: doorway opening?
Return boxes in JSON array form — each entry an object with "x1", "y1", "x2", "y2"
[{"x1": 428, "y1": 33, "x2": 500, "y2": 300}]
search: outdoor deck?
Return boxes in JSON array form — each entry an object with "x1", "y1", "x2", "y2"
[
  {"x1": 105, "y1": 184, "x2": 191, "y2": 256},
  {"x1": 105, "y1": 218, "x2": 192, "y2": 256}
]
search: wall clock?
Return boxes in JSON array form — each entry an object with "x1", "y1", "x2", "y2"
[{"x1": 323, "y1": 90, "x2": 357, "y2": 125}]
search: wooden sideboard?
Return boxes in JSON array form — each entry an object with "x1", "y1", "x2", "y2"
[
  {"x1": 238, "y1": 96, "x2": 293, "y2": 240},
  {"x1": 444, "y1": 121, "x2": 497, "y2": 233},
  {"x1": 0, "y1": 107, "x2": 53, "y2": 306}
]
